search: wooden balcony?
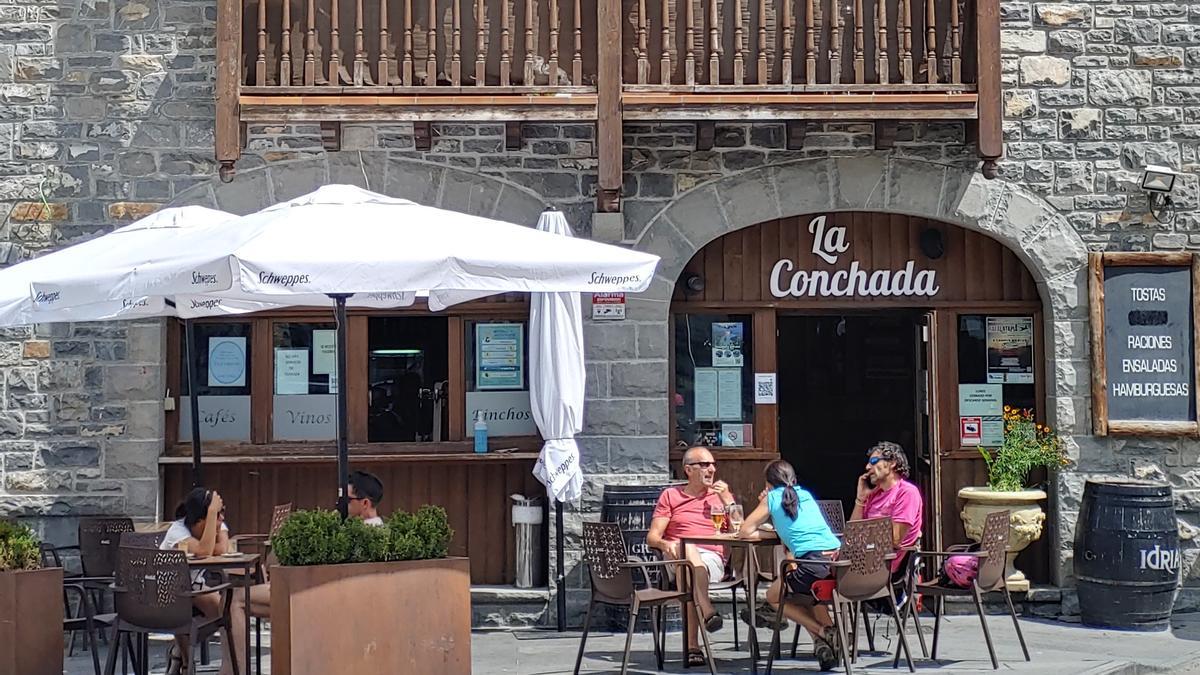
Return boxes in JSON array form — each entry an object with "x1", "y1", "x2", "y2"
[{"x1": 215, "y1": 0, "x2": 1001, "y2": 201}]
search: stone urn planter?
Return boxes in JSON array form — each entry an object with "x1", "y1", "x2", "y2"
[{"x1": 958, "y1": 486, "x2": 1047, "y2": 593}]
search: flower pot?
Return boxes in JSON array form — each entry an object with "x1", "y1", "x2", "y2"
[
  {"x1": 0, "y1": 567, "x2": 63, "y2": 675},
  {"x1": 270, "y1": 557, "x2": 471, "y2": 675},
  {"x1": 957, "y1": 487, "x2": 1047, "y2": 593}
]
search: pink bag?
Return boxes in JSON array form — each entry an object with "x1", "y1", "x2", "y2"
[{"x1": 943, "y1": 554, "x2": 979, "y2": 588}]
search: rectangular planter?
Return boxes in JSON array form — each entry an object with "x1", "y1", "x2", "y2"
[
  {"x1": 271, "y1": 557, "x2": 471, "y2": 675},
  {"x1": 0, "y1": 567, "x2": 63, "y2": 675}
]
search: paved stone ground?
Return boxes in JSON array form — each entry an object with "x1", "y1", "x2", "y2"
[{"x1": 65, "y1": 612, "x2": 1200, "y2": 674}]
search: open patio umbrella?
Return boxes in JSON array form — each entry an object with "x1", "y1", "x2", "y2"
[
  {"x1": 35, "y1": 185, "x2": 660, "y2": 519},
  {"x1": 528, "y1": 209, "x2": 586, "y2": 631}
]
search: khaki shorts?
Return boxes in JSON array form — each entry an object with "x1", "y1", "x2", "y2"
[{"x1": 666, "y1": 548, "x2": 726, "y2": 584}]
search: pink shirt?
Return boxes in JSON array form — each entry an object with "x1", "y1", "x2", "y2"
[
  {"x1": 863, "y1": 478, "x2": 923, "y2": 571},
  {"x1": 652, "y1": 486, "x2": 728, "y2": 559}
]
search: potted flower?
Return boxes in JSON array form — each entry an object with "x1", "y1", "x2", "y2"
[
  {"x1": 959, "y1": 406, "x2": 1069, "y2": 592},
  {"x1": 0, "y1": 520, "x2": 63, "y2": 675},
  {"x1": 268, "y1": 506, "x2": 469, "y2": 675}
]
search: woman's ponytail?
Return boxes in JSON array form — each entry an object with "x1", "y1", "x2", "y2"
[{"x1": 764, "y1": 459, "x2": 800, "y2": 520}]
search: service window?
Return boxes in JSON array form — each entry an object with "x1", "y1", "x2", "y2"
[
  {"x1": 179, "y1": 322, "x2": 252, "y2": 443},
  {"x1": 673, "y1": 314, "x2": 755, "y2": 448},
  {"x1": 272, "y1": 321, "x2": 337, "y2": 441},
  {"x1": 367, "y1": 317, "x2": 449, "y2": 442}
]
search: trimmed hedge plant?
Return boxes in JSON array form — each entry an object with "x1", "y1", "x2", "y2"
[
  {"x1": 0, "y1": 520, "x2": 41, "y2": 572},
  {"x1": 273, "y1": 505, "x2": 453, "y2": 567}
]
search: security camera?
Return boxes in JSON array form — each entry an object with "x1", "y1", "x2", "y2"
[{"x1": 1140, "y1": 165, "x2": 1179, "y2": 194}]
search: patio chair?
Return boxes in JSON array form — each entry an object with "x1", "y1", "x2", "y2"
[
  {"x1": 817, "y1": 500, "x2": 847, "y2": 534},
  {"x1": 119, "y1": 531, "x2": 166, "y2": 549},
  {"x1": 573, "y1": 522, "x2": 717, "y2": 675},
  {"x1": 40, "y1": 543, "x2": 119, "y2": 675},
  {"x1": 103, "y1": 546, "x2": 240, "y2": 675},
  {"x1": 230, "y1": 503, "x2": 292, "y2": 569},
  {"x1": 833, "y1": 517, "x2": 914, "y2": 672},
  {"x1": 823, "y1": 541, "x2": 929, "y2": 661},
  {"x1": 79, "y1": 517, "x2": 136, "y2": 579},
  {"x1": 915, "y1": 509, "x2": 1030, "y2": 670}
]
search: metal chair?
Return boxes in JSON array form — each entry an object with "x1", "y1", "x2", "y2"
[
  {"x1": 817, "y1": 499, "x2": 847, "y2": 534},
  {"x1": 79, "y1": 518, "x2": 135, "y2": 579},
  {"x1": 832, "y1": 517, "x2": 915, "y2": 673},
  {"x1": 915, "y1": 509, "x2": 1030, "y2": 669},
  {"x1": 103, "y1": 546, "x2": 240, "y2": 675},
  {"x1": 119, "y1": 531, "x2": 166, "y2": 549},
  {"x1": 40, "y1": 543, "x2": 118, "y2": 675},
  {"x1": 232, "y1": 503, "x2": 291, "y2": 675},
  {"x1": 573, "y1": 522, "x2": 717, "y2": 675}
]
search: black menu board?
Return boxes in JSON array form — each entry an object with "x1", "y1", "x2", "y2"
[{"x1": 1091, "y1": 253, "x2": 1199, "y2": 436}]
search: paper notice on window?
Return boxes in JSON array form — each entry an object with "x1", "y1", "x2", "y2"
[
  {"x1": 958, "y1": 384, "x2": 1004, "y2": 446},
  {"x1": 694, "y1": 367, "x2": 719, "y2": 420},
  {"x1": 717, "y1": 368, "x2": 742, "y2": 421},
  {"x1": 207, "y1": 336, "x2": 246, "y2": 387},
  {"x1": 712, "y1": 322, "x2": 745, "y2": 367},
  {"x1": 275, "y1": 349, "x2": 309, "y2": 395},
  {"x1": 986, "y1": 316, "x2": 1034, "y2": 384},
  {"x1": 312, "y1": 330, "x2": 337, "y2": 375}
]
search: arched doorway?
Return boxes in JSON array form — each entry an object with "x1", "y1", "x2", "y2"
[{"x1": 668, "y1": 211, "x2": 1050, "y2": 582}]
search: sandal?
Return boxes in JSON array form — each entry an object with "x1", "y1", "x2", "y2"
[{"x1": 687, "y1": 649, "x2": 707, "y2": 667}]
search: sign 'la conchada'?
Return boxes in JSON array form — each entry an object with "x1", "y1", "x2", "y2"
[{"x1": 769, "y1": 216, "x2": 940, "y2": 298}]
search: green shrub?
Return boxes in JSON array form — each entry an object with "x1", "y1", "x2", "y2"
[
  {"x1": 0, "y1": 520, "x2": 41, "y2": 572},
  {"x1": 274, "y1": 506, "x2": 454, "y2": 566}
]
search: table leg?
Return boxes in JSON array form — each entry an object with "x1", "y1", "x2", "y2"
[
  {"x1": 244, "y1": 563, "x2": 252, "y2": 675},
  {"x1": 747, "y1": 547, "x2": 759, "y2": 675}
]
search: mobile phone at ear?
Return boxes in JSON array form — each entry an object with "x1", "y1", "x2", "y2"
[{"x1": 863, "y1": 473, "x2": 876, "y2": 488}]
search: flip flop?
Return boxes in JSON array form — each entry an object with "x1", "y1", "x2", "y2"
[{"x1": 687, "y1": 649, "x2": 707, "y2": 667}]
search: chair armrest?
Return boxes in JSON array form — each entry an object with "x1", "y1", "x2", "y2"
[
  {"x1": 946, "y1": 544, "x2": 973, "y2": 552},
  {"x1": 187, "y1": 582, "x2": 233, "y2": 597},
  {"x1": 829, "y1": 551, "x2": 896, "y2": 568},
  {"x1": 620, "y1": 559, "x2": 690, "y2": 571},
  {"x1": 73, "y1": 575, "x2": 118, "y2": 585}
]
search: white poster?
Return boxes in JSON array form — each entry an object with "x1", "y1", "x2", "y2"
[
  {"x1": 694, "y1": 367, "x2": 719, "y2": 420},
  {"x1": 312, "y1": 329, "x2": 337, "y2": 375},
  {"x1": 754, "y1": 373, "x2": 777, "y2": 404},
  {"x1": 959, "y1": 384, "x2": 1004, "y2": 446},
  {"x1": 717, "y1": 368, "x2": 743, "y2": 421},
  {"x1": 275, "y1": 349, "x2": 309, "y2": 395},
  {"x1": 207, "y1": 337, "x2": 246, "y2": 388},
  {"x1": 465, "y1": 391, "x2": 537, "y2": 436}
]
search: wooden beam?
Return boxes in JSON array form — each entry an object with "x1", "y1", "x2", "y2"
[
  {"x1": 215, "y1": 0, "x2": 242, "y2": 179},
  {"x1": 1101, "y1": 251, "x2": 1193, "y2": 266},
  {"x1": 413, "y1": 121, "x2": 432, "y2": 150},
  {"x1": 874, "y1": 120, "x2": 899, "y2": 149},
  {"x1": 595, "y1": 0, "x2": 622, "y2": 213},
  {"x1": 785, "y1": 121, "x2": 806, "y2": 150},
  {"x1": 695, "y1": 121, "x2": 715, "y2": 150},
  {"x1": 504, "y1": 121, "x2": 522, "y2": 150},
  {"x1": 976, "y1": 0, "x2": 1002, "y2": 174}
]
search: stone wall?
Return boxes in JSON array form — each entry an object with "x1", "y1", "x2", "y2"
[{"x1": 0, "y1": 0, "x2": 1198, "y2": 622}]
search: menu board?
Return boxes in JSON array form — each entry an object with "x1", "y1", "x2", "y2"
[{"x1": 1092, "y1": 252, "x2": 1199, "y2": 435}]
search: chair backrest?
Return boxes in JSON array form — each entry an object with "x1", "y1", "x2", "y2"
[
  {"x1": 113, "y1": 546, "x2": 195, "y2": 630},
  {"x1": 268, "y1": 503, "x2": 294, "y2": 538},
  {"x1": 834, "y1": 517, "x2": 894, "y2": 601},
  {"x1": 975, "y1": 510, "x2": 1010, "y2": 590},
  {"x1": 120, "y1": 530, "x2": 166, "y2": 549},
  {"x1": 581, "y1": 522, "x2": 635, "y2": 602},
  {"x1": 817, "y1": 500, "x2": 847, "y2": 535},
  {"x1": 39, "y1": 542, "x2": 64, "y2": 569},
  {"x1": 78, "y1": 517, "x2": 134, "y2": 577}
]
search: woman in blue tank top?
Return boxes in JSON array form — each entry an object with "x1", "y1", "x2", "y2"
[{"x1": 738, "y1": 460, "x2": 842, "y2": 671}]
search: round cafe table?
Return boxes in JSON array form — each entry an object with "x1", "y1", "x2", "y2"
[{"x1": 188, "y1": 553, "x2": 261, "y2": 675}]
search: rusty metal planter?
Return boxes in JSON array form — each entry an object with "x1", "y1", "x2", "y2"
[
  {"x1": 0, "y1": 567, "x2": 64, "y2": 675},
  {"x1": 270, "y1": 557, "x2": 471, "y2": 675}
]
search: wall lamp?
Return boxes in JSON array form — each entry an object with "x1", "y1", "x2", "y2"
[
  {"x1": 684, "y1": 273, "x2": 705, "y2": 295},
  {"x1": 1141, "y1": 165, "x2": 1179, "y2": 224}
]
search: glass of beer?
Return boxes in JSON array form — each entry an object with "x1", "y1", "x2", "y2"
[
  {"x1": 727, "y1": 504, "x2": 744, "y2": 534},
  {"x1": 710, "y1": 506, "x2": 726, "y2": 532}
]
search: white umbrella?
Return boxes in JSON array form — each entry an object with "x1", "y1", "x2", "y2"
[
  {"x1": 30, "y1": 184, "x2": 659, "y2": 518},
  {"x1": 528, "y1": 209, "x2": 587, "y2": 633}
]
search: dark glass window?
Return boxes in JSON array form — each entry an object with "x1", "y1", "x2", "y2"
[
  {"x1": 367, "y1": 317, "x2": 449, "y2": 442},
  {"x1": 673, "y1": 314, "x2": 755, "y2": 448}
]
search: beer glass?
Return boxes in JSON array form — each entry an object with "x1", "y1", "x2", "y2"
[
  {"x1": 709, "y1": 505, "x2": 726, "y2": 532},
  {"x1": 727, "y1": 504, "x2": 744, "y2": 534}
]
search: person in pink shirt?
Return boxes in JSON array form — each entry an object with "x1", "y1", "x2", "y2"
[
  {"x1": 647, "y1": 446, "x2": 734, "y2": 665},
  {"x1": 850, "y1": 441, "x2": 923, "y2": 576}
]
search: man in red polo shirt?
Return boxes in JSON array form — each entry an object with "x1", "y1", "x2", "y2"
[{"x1": 647, "y1": 446, "x2": 734, "y2": 664}]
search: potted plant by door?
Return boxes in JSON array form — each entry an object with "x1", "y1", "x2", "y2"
[
  {"x1": 959, "y1": 406, "x2": 1069, "y2": 592},
  {"x1": 268, "y1": 506, "x2": 468, "y2": 675},
  {"x1": 0, "y1": 520, "x2": 63, "y2": 675}
]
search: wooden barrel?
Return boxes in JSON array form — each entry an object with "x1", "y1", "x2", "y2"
[{"x1": 1074, "y1": 479, "x2": 1180, "y2": 631}]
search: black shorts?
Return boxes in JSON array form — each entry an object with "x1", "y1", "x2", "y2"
[{"x1": 783, "y1": 551, "x2": 833, "y2": 598}]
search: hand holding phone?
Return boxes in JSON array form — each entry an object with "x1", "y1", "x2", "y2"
[{"x1": 856, "y1": 472, "x2": 875, "y2": 502}]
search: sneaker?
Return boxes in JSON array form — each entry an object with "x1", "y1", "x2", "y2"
[
  {"x1": 739, "y1": 604, "x2": 790, "y2": 630},
  {"x1": 813, "y1": 635, "x2": 838, "y2": 672}
]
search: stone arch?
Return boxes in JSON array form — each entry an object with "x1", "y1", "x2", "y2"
[{"x1": 166, "y1": 152, "x2": 552, "y2": 226}]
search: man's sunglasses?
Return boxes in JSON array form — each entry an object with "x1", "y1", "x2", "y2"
[
  {"x1": 868, "y1": 456, "x2": 884, "y2": 465},
  {"x1": 686, "y1": 461, "x2": 717, "y2": 468}
]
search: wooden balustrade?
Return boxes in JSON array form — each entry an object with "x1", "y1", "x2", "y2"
[{"x1": 238, "y1": 0, "x2": 976, "y2": 90}]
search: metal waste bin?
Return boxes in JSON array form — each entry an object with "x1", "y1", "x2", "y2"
[{"x1": 511, "y1": 494, "x2": 545, "y2": 588}]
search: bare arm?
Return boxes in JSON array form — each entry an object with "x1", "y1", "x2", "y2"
[
  {"x1": 851, "y1": 473, "x2": 873, "y2": 521},
  {"x1": 645, "y1": 516, "x2": 677, "y2": 559},
  {"x1": 737, "y1": 496, "x2": 771, "y2": 539},
  {"x1": 187, "y1": 492, "x2": 224, "y2": 557}
]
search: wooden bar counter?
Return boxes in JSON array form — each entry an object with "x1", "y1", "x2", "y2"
[{"x1": 161, "y1": 444, "x2": 545, "y2": 585}]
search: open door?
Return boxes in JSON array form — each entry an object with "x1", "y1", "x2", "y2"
[{"x1": 913, "y1": 311, "x2": 942, "y2": 551}]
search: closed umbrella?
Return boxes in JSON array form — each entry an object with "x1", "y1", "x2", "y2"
[
  {"x1": 529, "y1": 209, "x2": 586, "y2": 631},
  {"x1": 35, "y1": 185, "x2": 659, "y2": 519}
]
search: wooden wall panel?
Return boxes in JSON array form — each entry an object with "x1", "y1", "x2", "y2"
[
  {"x1": 163, "y1": 458, "x2": 545, "y2": 585},
  {"x1": 672, "y1": 212, "x2": 1040, "y2": 305}
]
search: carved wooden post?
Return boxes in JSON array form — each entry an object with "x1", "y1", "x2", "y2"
[
  {"x1": 597, "y1": 0, "x2": 623, "y2": 211},
  {"x1": 216, "y1": 0, "x2": 242, "y2": 179},
  {"x1": 976, "y1": 0, "x2": 1001, "y2": 174}
]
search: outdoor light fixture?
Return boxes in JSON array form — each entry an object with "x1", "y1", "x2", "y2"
[
  {"x1": 685, "y1": 273, "x2": 705, "y2": 294},
  {"x1": 919, "y1": 228, "x2": 945, "y2": 260},
  {"x1": 1140, "y1": 165, "x2": 1179, "y2": 223}
]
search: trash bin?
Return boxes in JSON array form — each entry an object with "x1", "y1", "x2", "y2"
[{"x1": 511, "y1": 494, "x2": 545, "y2": 588}]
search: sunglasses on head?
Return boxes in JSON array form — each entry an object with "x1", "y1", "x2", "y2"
[{"x1": 687, "y1": 461, "x2": 716, "y2": 469}]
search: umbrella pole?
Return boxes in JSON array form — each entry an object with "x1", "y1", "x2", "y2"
[
  {"x1": 331, "y1": 294, "x2": 352, "y2": 519},
  {"x1": 184, "y1": 318, "x2": 204, "y2": 487},
  {"x1": 556, "y1": 499, "x2": 566, "y2": 631}
]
